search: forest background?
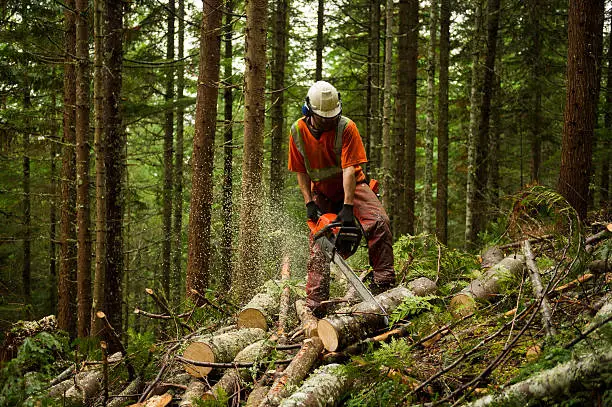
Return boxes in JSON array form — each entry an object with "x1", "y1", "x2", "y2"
[{"x1": 0, "y1": 0, "x2": 610, "y2": 351}]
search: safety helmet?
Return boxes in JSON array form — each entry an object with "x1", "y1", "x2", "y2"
[{"x1": 305, "y1": 81, "x2": 342, "y2": 118}]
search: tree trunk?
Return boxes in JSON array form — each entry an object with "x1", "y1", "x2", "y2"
[
  {"x1": 402, "y1": 0, "x2": 418, "y2": 235},
  {"x1": 172, "y1": 0, "x2": 185, "y2": 306},
  {"x1": 381, "y1": 0, "x2": 394, "y2": 224},
  {"x1": 423, "y1": 0, "x2": 438, "y2": 235},
  {"x1": 49, "y1": 91, "x2": 59, "y2": 314},
  {"x1": 75, "y1": 0, "x2": 91, "y2": 339},
  {"x1": 269, "y1": 0, "x2": 287, "y2": 209},
  {"x1": 186, "y1": 0, "x2": 222, "y2": 302},
  {"x1": 162, "y1": 0, "x2": 175, "y2": 300},
  {"x1": 204, "y1": 340, "x2": 273, "y2": 401},
  {"x1": 318, "y1": 284, "x2": 434, "y2": 351},
  {"x1": 181, "y1": 328, "x2": 266, "y2": 378},
  {"x1": 367, "y1": 0, "x2": 381, "y2": 174},
  {"x1": 220, "y1": 0, "x2": 234, "y2": 292},
  {"x1": 103, "y1": 0, "x2": 126, "y2": 354},
  {"x1": 450, "y1": 255, "x2": 525, "y2": 317},
  {"x1": 468, "y1": 350, "x2": 612, "y2": 407},
  {"x1": 435, "y1": 0, "x2": 450, "y2": 245},
  {"x1": 487, "y1": 38, "x2": 502, "y2": 207},
  {"x1": 557, "y1": 0, "x2": 604, "y2": 220},
  {"x1": 259, "y1": 337, "x2": 325, "y2": 407},
  {"x1": 237, "y1": 280, "x2": 281, "y2": 330},
  {"x1": 316, "y1": 0, "x2": 324, "y2": 81},
  {"x1": 464, "y1": 0, "x2": 484, "y2": 249},
  {"x1": 22, "y1": 89, "x2": 31, "y2": 307},
  {"x1": 528, "y1": 0, "x2": 542, "y2": 183},
  {"x1": 601, "y1": 11, "x2": 612, "y2": 216},
  {"x1": 235, "y1": 0, "x2": 267, "y2": 303},
  {"x1": 59, "y1": 0, "x2": 77, "y2": 336},
  {"x1": 278, "y1": 364, "x2": 350, "y2": 407},
  {"x1": 91, "y1": 0, "x2": 106, "y2": 337}
]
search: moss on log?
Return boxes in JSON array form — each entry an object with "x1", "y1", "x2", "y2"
[
  {"x1": 237, "y1": 280, "x2": 281, "y2": 330},
  {"x1": 278, "y1": 363, "x2": 350, "y2": 407}
]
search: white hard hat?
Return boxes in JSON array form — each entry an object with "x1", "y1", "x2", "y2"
[{"x1": 306, "y1": 81, "x2": 342, "y2": 118}]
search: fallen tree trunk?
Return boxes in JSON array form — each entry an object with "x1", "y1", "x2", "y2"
[
  {"x1": 108, "y1": 377, "x2": 142, "y2": 407},
  {"x1": 467, "y1": 350, "x2": 612, "y2": 407},
  {"x1": 278, "y1": 256, "x2": 293, "y2": 338},
  {"x1": 178, "y1": 380, "x2": 208, "y2": 407},
  {"x1": 246, "y1": 386, "x2": 270, "y2": 406},
  {"x1": 258, "y1": 337, "x2": 324, "y2": 407},
  {"x1": 278, "y1": 364, "x2": 350, "y2": 407},
  {"x1": 181, "y1": 327, "x2": 266, "y2": 378},
  {"x1": 295, "y1": 299, "x2": 318, "y2": 338},
  {"x1": 237, "y1": 280, "x2": 281, "y2": 330},
  {"x1": 318, "y1": 281, "x2": 436, "y2": 352},
  {"x1": 523, "y1": 240, "x2": 556, "y2": 337},
  {"x1": 203, "y1": 339, "x2": 274, "y2": 401},
  {"x1": 450, "y1": 255, "x2": 525, "y2": 318}
]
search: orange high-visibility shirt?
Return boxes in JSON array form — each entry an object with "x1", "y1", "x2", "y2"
[{"x1": 288, "y1": 117, "x2": 367, "y2": 201}]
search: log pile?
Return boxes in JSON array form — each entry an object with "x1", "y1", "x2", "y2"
[{"x1": 36, "y1": 224, "x2": 611, "y2": 406}]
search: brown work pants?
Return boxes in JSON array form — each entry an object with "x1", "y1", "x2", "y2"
[{"x1": 306, "y1": 183, "x2": 395, "y2": 310}]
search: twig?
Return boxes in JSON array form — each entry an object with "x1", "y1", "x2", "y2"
[
  {"x1": 96, "y1": 311, "x2": 136, "y2": 379},
  {"x1": 523, "y1": 240, "x2": 557, "y2": 337},
  {"x1": 498, "y1": 234, "x2": 553, "y2": 250},
  {"x1": 133, "y1": 308, "x2": 191, "y2": 320},
  {"x1": 175, "y1": 355, "x2": 295, "y2": 368},
  {"x1": 564, "y1": 314, "x2": 612, "y2": 349}
]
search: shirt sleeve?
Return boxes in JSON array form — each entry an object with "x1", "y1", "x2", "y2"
[
  {"x1": 341, "y1": 120, "x2": 368, "y2": 168},
  {"x1": 288, "y1": 133, "x2": 307, "y2": 173}
]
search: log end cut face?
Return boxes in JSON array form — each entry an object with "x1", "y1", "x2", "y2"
[
  {"x1": 317, "y1": 319, "x2": 339, "y2": 351},
  {"x1": 449, "y1": 293, "x2": 476, "y2": 318},
  {"x1": 237, "y1": 308, "x2": 268, "y2": 330},
  {"x1": 182, "y1": 342, "x2": 215, "y2": 377}
]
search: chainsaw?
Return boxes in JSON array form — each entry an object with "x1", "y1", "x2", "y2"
[{"x1": 307, "y1": 213, "x2": 389, "y2": 323}]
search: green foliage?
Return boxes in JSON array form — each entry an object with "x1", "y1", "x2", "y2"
[
  {"x1": 388, "y1": 295, "x2": 438, "y2": 327},
  {"x1": 194, "y1": 388, "x2": 229, "y2": 407},
  {"x1": 126, "y1": 328, "x2": 158, "y2": 376},
  {"x1": 393, "y1": 233, "x2": 479, "y2": 290},
  {"x1": 0, "y1": 331, "x2": 71, "y2": 406}
]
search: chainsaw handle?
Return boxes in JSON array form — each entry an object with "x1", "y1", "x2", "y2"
[{"x1": 312, "y1": 221, "x2": 343, "y2": 241}]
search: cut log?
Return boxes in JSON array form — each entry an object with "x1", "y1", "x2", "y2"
[
  {"x1": 203, "y1": 339, "x2": 274, "y2": 401},
  {"x1": 278, "y1": 364, "x2": 350, "y2": 407},
  {"x1": 407, "y1": 277, "x2": 438, "y2": 296},
  {"x1": 481, "y1": 247, "x2": 504, "y2": 268},
  {"x1": 245, "y1": 386, "x2": 270, "y2": 407},
  {"x1": 237, "y1": 280, "x2": 281, "y2": 330},
  {"x1": 523, "y1": 240, "x2": 556, "y2": 337},
  {"x1": 467, "y1": 350, "x2": 612, "y2": 407},
  {"x1": 258, "y1": 337, "x2": 324, "y2": 407},
  {"x1": 296, "y1": 299, "x2": 318, "y2": 338},
  {"x1": 278, "y1": 256, "x2": 292, "y2": 338},
  {"x1": 178, "y1": 380, "x2": 208, "y2": 407},
  {"x1": 450, "y1": 255, "x2": 525, "y2": 318},
  {"x1": 317, "y1": 283, "x2": 435, "y2": 352},
  {"x1": 129, "y1": 393, "x2": 173, "y2": 407},
  {"x1": 181, "y1": 327, "x2": 266, "y2": 378},
  {"x1": 108, "y1": 377, "x2": 143, "y2": 407},
  {"x1": 64, "y1": 370, "x2": 104, "y2": 405}
]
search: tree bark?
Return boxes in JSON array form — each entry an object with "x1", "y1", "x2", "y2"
[
  {"x1": 423, "y1": 0, "x2": 438, "y2": 235},
  {"x1": 467, "y1": 350, "x2": 612, "y2": 407},
  {"x1": 367, "y1": 0, "x2": 381, "y2": 174},
  {"x1": 220, "y1": 0, "x2": 234, "y2": 292},
  {"x1": 602, "y1": 10, "x2": 612, "y2": 215},
  {"x1": 22, "y1": 88, "x2": 31, "y2": 307},
  {"x1": 435, "y1": 0, "x2": 450, "y2": 245},
  {"x1": 91, "y1": 0, "x2": 106, "y2": 337},
  {"x1": 269, "y1": 0, "x2": 288, "y2": 209},
  {"x1": 237, "y1": 280, "x2": 281, "y2": 330},
  {"x1": 162, "y1": 0, "x2": 175, "y2": 300},
  {"x1": 528, "y1": 0, "x2": 542, "y2": 183},
  {"x1": 49, "y1": 91, "x2": 59, "y2": 314},
  {"x1": 316, "y1": 0, "x2": 324, "y2": 81},
  {"x1": 75, "y1": 0, "x2": 91, "y2": 339},
  {"x1": 59, "y1": 0, "x2": 77, "y2": 336},
  {"x1": 522, "y1": 240, "x2": 556, "y2": 337},
  {"x1": 103, "y1": 0, "x2": 126, "y2": 353},
  {"x1": 318, "y1": 284, "x2": 434, "y2": 351},
  {"x1": 181, "y1": 328, "x2": 266, "y2": 378},
  {"x1": 179, "y1": 380, "x2": 207, "y2": 407},
  {"x1": 450, "y1": 255, "x2": 525, "y2": 317},
  {"x1": 557, "y1": 0, "x2": 604, "y2": 220},
  {"x1": 278, "y1": 364, "x2": 350, "y2": 407},
  {"x1": 235, "y1": 0, "x2": 267, "y2": 302},
  {"x1": 259, "y1": 337, "x2": 325, "y2": 407},
  {"x1": 187, "y1": 0, "x2": 222, "y2": 302},
  {"x1": 381, "y1": 0, "x2": 394, "y2": 224},
  {"x1": 296, "y1": 299, "x2": 319, "y2": 338},
  {"x1": 172, "y1": 0, "x2": 185, "y2": 306}
]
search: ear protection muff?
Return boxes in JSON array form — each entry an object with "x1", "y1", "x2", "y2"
[{"x1": 302, "y1": 96, "x2": 312, "y2": 117}]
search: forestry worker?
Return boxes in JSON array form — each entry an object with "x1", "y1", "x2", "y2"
[{"x1": 287, "y1": 80, "x2": 396, "y2": 318}]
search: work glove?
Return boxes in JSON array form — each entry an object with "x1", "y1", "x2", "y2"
[
  {"x1": 334, "y1": 204, "x2": 355, "y2": 226},
  {"x1": 306, "y1": 201, "x2": 322, "y2": 222}
]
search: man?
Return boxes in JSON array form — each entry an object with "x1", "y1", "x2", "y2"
[{"x1": 288, "y1": 81, "x2": 396, "y2": 317}]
